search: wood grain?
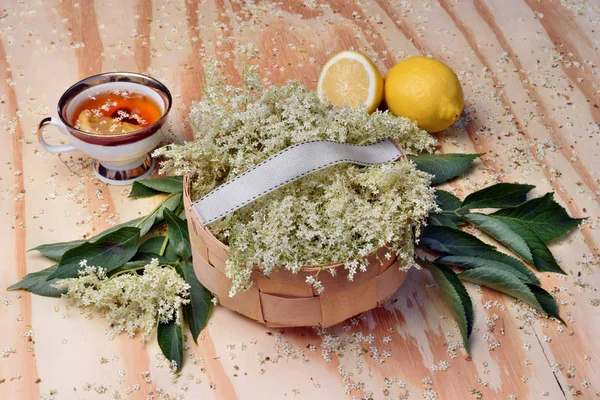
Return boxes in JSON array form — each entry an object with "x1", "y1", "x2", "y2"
[
  {"x1": 0, "y1": 35, "x2": 39, "y2": 400},
  {"x1": 0, "y1": 1, "x2": 598, "y2": 399}
]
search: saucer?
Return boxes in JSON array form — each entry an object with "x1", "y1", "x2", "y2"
[{"x1": 93, "y1": 154, "x2": 155, "y2": 185}]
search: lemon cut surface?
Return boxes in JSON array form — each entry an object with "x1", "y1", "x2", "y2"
[{"x1": 317, "y1": 51, "x2": 383, "y2": 114}]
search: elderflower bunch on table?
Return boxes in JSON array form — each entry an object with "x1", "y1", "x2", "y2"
[
  {"x1": 53, "y1": 259, "x2": 190, "y2": 340},
  {"x1": 154, "y1": 63, "x2": 438, "y2": 296}
]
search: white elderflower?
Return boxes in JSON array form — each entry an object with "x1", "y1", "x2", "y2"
[
  {"x1": 53, "y1": 259, "x2": 190, "y2": 340},
  {"x1": 155, "y1": 63, "x2": 437, "y2": 296}
]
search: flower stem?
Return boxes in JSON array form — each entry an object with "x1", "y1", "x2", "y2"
[{"x1": 111, "y1": 265, "x2": 147, "y2": 278}]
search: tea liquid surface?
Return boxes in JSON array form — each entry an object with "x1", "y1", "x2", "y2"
[{"x1": 71, "y1": 90, "x2": 162, "y2": 135}]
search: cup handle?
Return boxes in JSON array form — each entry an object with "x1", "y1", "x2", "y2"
[{"x1": 37, "y1": 117, "x2": 77, "y2": 153}]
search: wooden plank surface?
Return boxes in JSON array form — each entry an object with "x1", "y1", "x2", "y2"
[{"x1": 0, "y1": 0, "x2": 599, "y2": 398}]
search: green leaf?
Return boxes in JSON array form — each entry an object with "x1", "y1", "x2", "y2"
[
  {"x1": 135, "y1": 192, "x2": 182, "y2": 237},
  {"x1": 459, "y1": 266, "x2": 542, "y2": 310},
  {"x1": 137, "y1": 236, "x2": 167, "y2": 254},
  {"x1": 435, "y1": 190, "x2": 462, "y2": 211},
  {"x1": 476, "y1": 250, "x2": 539, "y2": 283},
  {"x1": 409, "y1": 153, "x2": 481, "y2": 184},
  {"x1": 129, "y1": 183, "x2": 163, "y2": 198},
  {"x1": 157, "y1": 319, "x2": 184, "y2": 372},
  {"x1": 486, "y1": 216, "x2": 565, "y2": 274},
  {"x1": 429, "y1": 190, "x2": 463, "y2": 229},
  {"x1": 30, "y1": 240, "x2": 86, "y2": 262},
  {"x1": 491, "y1": 193, "x2": 582, "y2": 242},
  {"x1": 48, "y1": 227, "x2": 141, "y2": 280},
  {"x1": 164, "y1": 209, "x2": 191, "y2": 260},
  {"x1": 157, "y1": 192, "x2": 183, "y2": 220},
  {"x1": 420, "y1": 226, "x2": 494, "y2": 256},
  {"x1": 424, "y1": 260, "x2": 473, "y2": 353},
  {"x1": 428, "y1": 214, "x2": 459, "y2": 229},
  {"x1": 7, "y1": 265, "x2": 66, "y2": 297},
  {"x1": 129, "y1": 176, "x2": 183, "y2": 198},
  {"x1": 94, "y1": 217, "x2": 144, "y2": 238},
  {"x1": 176, "y1": 261, "x2": 211, "y2": 343},
  {"x1": 460, "y1": 183, "x2": 534, "y2": 210},
  {"x1": 133, "y1": 236, "x2": 179, "y2": 263},
  {"x1": 32, "y1": 187, "x2": 182, "y2": 263},
  {"x1": 31, "y1": 217, "x2": 143, "y2": 261},
  {"x1": 137, "y1": 214, "x2": 158, "y2": 238},
  {"x1": 420, "y1": 225, "x2": 543, "y2": 279},
  {"x1": 527, "y1": 284, "x2": 566, "y2": 325},
  {"x1": 436, "y1": 255, "x2": 538, "y2": 284},
  {"x1": 465, "y1": 213, "x2": 534, "y2": 264}
]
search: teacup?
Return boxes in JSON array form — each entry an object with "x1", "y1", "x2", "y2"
[{"x1": 38, "y1": 72, "x2": 172, "y2": 185}]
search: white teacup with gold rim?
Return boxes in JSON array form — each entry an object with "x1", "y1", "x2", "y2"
[{"x1": 38, "y1": 72, "x2": 172, "y2": 185}]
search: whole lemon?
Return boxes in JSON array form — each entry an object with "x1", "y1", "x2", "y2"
[{"x1": 384, "y1": 56, "x2": 463, "y2": 133}]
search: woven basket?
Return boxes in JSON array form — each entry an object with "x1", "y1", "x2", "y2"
[{"x1": 183, "y1": 176, "x2": 410, "y2": 328}]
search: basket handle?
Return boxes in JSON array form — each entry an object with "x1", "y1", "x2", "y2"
[{"x1": 191, "y1": 138, "x2": 405, "y2": 225}]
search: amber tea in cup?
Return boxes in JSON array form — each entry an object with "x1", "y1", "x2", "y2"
[{"x1": 71, "y1": 90, "x2": 163, "y2": 135}]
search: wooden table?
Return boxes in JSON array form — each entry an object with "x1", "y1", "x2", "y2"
[{"x1": 1, "y1": 1, "x2": 599, "y2": 399}]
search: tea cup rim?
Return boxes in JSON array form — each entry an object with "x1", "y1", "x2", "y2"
[{"x1": 57, "y1": 71, "x2": 172, "y2": 139}]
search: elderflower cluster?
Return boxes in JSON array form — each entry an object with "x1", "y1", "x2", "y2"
[
  {"x1": 154, "y1": 63, "x2": 438, "y2": 296},
  {"x1": 53, "y1": 259, "x2": 190, "y2": 340}
]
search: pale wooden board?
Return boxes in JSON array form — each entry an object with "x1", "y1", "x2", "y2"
[{"x1": 0, "y1": 0, "x2": 599, "y2": 399}]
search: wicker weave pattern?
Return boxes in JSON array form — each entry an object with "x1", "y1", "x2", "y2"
[{"x1": 184, "y1": 177, "x2": 408, "y2": 328}]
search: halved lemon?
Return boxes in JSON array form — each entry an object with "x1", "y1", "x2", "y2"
[{"x1": 317, "y1": 51, "x2": 384, "y2": 114}]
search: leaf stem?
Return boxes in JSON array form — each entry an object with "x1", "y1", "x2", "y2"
[
  {"x1": 437, "y1": 210, "x2": 465, "y2": 217},
  {"x1": 159, "y1": 232, "x2": 170, "y2": 257},
  {"x1": 174, "y1": 202, "x2": 184, "y2": 218}
]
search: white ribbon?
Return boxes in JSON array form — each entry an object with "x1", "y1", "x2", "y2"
[{"x1": 192, "y1": 138, "x2": 404, "y2": 225}]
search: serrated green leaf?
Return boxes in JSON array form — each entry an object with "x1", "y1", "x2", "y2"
[
  {"x1": 420, "y1": 225, "x2": 494, "y2": 256},
  {"x1": 491, "y1": 193, "x2": 583, "y2": 242},
  {"x1": 135, "y1": 192, "x2": 182, "y2": 237},
  {"x1": 476, "y1": 250, "x2": 539, "y2": 283},
  {"x1": 409, "y1": 153, "x2": 481, "y2": 184},
  {"x1": 7, "y1": 265, "x2": 66, "y2": 297},
  {"x1": 129, "y1": 176, "x2": 183, "y2": 198},
  {"x1": 157, "y1": 193, "x2": 183, "y2": 220},
  {"x1": 424, "y1": 260, "x2": 473, "y2": 353},
  {"x1": 460, "y1": 183, "x2": 534, "y2": 210},
  {"x1": 137, "y1": 214, "x2": 158, "y2": 239},
  {"x1": 459, "y1": 266, "x2": 542, "y2": 310},
  {"x1": 30, "y1": 240, "x2": 86, "y2": 262},
  {"x1": 436, "y1": 255, "x2": 538, "y2": 284},
  {"x1": 164, "y1": 209, "x2": 191, "y2": 260},
  {"x1": 435, "y1": 190, "x2": 462, "y2": 211},
  {"x1": 465, "y1": 213, "x2": 534, "y2": 264},
  {"x1": 527, "y1": 284, "x2": 566, "y2": 325},
  {"x1": 157, "y1": 319, "x2": 184, "y2": 372},
  {"x1": 176, "y1": 261, "x2": 211, "y2": 343},
  {"x1": 430, "y1": 190, "x2": 463, "y2": 228},
  {"x1": 428, "y1": 214, "x2": 459, "y2": 229},
  {"x1": 129, "y1": 184, "x2": 162, "y2": 198},
  {"x1": 48, "y1": 227, "x2": 141, "y2": 280},
  {"x1": 486, "y1": 216, "x2": 565, "y2": 274},
  {"x1": 31, "y1": 217, "x2": 144, "y2": 261}
]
